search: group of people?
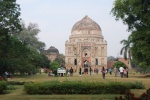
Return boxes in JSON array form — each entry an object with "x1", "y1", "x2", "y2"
[
  {"x1": 101, "y1": 66, "x2": 129, "y2": 79},
  {"x1": 55, "y1": 66, "x2": 129, "y2": 79},
  {"x1": 66, "y1": 67, "x2": 74, "y2": 76},
  {"x1": 119, "y1": 66, "x2": 129, "y2": 78},
  {"x1": 4, "y1": 71, "x2": 12, "y2": 78},
  {"x1": 66, "y1": 67, "x2": 99, "y2": 76}
]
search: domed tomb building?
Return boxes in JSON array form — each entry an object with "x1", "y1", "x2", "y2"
[
  {"x1": 65, "y1": 16, "x2": 107, "y2": 72},
  {"x1": 44, "y1": 46, "x2": 59, "y2": 62}
]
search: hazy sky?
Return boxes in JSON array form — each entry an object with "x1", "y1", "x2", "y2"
[{"x1": 17, "y1": 0, "x2": 130, "y2": 57}]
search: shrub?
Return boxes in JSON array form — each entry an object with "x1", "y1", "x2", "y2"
[
  {"x1": 0, "y1": 81, "x2": 7, "y2": 94},
  {"x1": 139, "y1": 88, "x2": 150, "y2": 100},
  {"x1": 127, "y1": 81, "x2": 145, "y2": 89},
  {"x1": 6, "y1": 85, "x2": 15, "y2": 90},
  {"x1": 7, "y1": 81, "x2": 33, "y2": 85},
  {"x1": 115, "y1": 88, "x2": 150, "y2": 100},
  {"x1": 24, "y1": 81, "x2": 132, "y2": 94}
]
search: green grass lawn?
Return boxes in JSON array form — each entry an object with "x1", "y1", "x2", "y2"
[{"x1": 0, "y1": 72, "x2": 150, "y2": 100}]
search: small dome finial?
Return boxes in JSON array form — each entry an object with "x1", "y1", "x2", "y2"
[{"x1": 84, "y1": 15, "x2": 88, "y2": 19}]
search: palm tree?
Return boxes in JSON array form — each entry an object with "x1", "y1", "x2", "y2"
[{"x1": 120, "y1": 35, "x2": 132, "y2": 70}]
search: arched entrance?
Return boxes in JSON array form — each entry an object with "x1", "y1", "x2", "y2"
[
  {"x1": 81, "y1": 48, "x2": 91, "y2": 74},
  {"x1": 83, "y1": 60, "x2": 89, "y2": 74}
]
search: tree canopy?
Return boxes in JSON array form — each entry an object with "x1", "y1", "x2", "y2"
[
  {"x1": 15, "y1": 22, "x2": 45, "y2": 52},
  {"x1": 111, "y1": 0, "x2": 150, "y2": 69},
  {"x1": 0, "y1": 0, "x2": 22, "y2": 75},
  {"x1": 107, "y1": 56, "x2": 116, "y2": 61},
  {"x1": 0, "y1": 0, "x2": 21, "y2": 35},
  {"x1": 113, "y1": 61, "x2": 126, "y2": 69},
  {"x1": 111, "y1": 0, "x2": 150, "y2": 31},
  {"x1": 54, "y1": 54, "x2": 65, "y2": 67}
]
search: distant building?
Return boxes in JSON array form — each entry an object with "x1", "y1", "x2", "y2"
[
  {"x1": 107, "y1": 61, "x2": 116, "y2": 69},
  {"x1": 65, "y1": 16, "x2": 107, "y2": 71},
  {"x1": 107, "y1": 57, "x2": 129, "y2": 69},
  {"x1": 118, "y1": 58, "x2": 129, "y2": 67},
  {"x1": 44, "y1": 46, "x2": 59, "y2": 62}
]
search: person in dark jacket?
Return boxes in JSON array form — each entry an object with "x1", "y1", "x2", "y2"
[
  {"x1": 70, "y1": 67, "x2": 74, "y2": 76},
  {"x1": 101, "y1": 66, "x2": 106, "y2": 79}
]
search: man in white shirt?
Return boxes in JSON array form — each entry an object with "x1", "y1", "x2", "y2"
[{"x1": 119, "y1": 66, "x2": 124, "y2": 78}]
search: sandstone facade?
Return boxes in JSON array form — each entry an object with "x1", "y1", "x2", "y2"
[{"x1": 65, "y1": 16, "x2": 107, "y2": 72}]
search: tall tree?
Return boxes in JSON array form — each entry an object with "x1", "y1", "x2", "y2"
[
  {"x1": 0, "y1": 0, "x2": 21, "y2": 35},
  {"x1": 120, "y1": 35, "x2": 132, "y2": 69},
  {"x1": 54, "y1": 54, "x2": 65, "y2": 67},
  {"x1": 111, "y1": 0, "x2": 150, "y2": 68},
  {"x1": 15, "y1": 22, "x2": 45, "y2": 52},
  {"x1": 0, "y1": 0, "x2": 21, "y2": 75}
]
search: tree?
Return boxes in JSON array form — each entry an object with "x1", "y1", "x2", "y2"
[
  {"x1": 54, "y1": 54, "x2": 65, "y2": 67},
  {"x1": 15, "y1": 22, "x2": 45, "y2": 52},
  {"x1": 0, "y1": 0, "x2": 21, "y2": 75},
  {"x1": 50, "y1": 62, "x2": 60, "y2": 70},
  {"x1": 120, "y1": 35, "x2": 132, "y2": 69},
  {"x1": 37, "y1": 54, "x2": 50, "y2": 68},
  {"x1": 113, "y1": 61, "x2": 126, "y2": 69},
  {"x1": 0, "y1": 0, "x2": 21, "y2": 35},
  {"x1": 107, "y1": 56, "x2": 116, "y2": 61},
  {"x1": 111, "y1": 0, "x2": 150, "y2": 31},
  {"x1": 111, "y1": 0, "x2": 150, "y2": 69}
]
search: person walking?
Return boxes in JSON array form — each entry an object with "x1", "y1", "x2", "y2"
[
  {"x1": 123, "y1": 67, "x2": 128, "y2": 78},
  {"x1": 126, "y1": 67, "x2": 129, "y2": 78},
  {"x1": 101, "y1": 66, "x2": 106, "y2": 79},
  {"x1": 79, "y1": 67, "x2": 82, "y2": 76},
  {"x1": 109, "y1": 68, "x2": 112, "y2": 75},
  {"x1": 70, "y1": 67, "x2": 74, "y2": 76},
  {"x1": 89, "y1": 67, "x2": 92, "y2": 75},
  {"x1": 114, "y1": 67, "x2": 118, "y2": 77},
  {"x1": 96, "y1": 68, "x2": 99, "y2": 74},
  {"x1": 119, "y1": 66, "x2": 124, "y2": 78}
]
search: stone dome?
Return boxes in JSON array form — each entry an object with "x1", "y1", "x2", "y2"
[
  {"x1": 47, "y1": 46, "x2": 59, "y2": 54},
  {"x1": 71, "y1": 16, "x2": 101, "y2": 33}
]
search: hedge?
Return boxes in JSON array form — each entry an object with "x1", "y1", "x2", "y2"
[
  {"x1": 7, "y1": 81, "x2": 33, "y2": 85},
  {"x1": 0, "y1": 81, "x2": 7, "y2": 94},
  {"x1": 24, "y1": 81, "x2": 134, "y2": 94}
]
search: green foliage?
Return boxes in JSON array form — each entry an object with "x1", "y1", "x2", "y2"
[
  {"x1": 6, "y1": 85, "x2": 15, "y2": 90},
  {"x1": 0, "y1": 0, "x2": 21, "y2": 35},
  {"x1": 50, "y1": 62, "x2": 60, "y2": 70},
  {"x1": 0, "y1": 81, "x2": 7, "y2": 94},
  {"x1": 113, "y1": 61, "x2": 126, "y2": 69},
  {"x1": 23, "y1": 81, "x2": 145, "y2": 94},
  {"x1": 111, "y1": 0, "x2": 150, "y2": 68},
  {"x1": 120, "y1": 35, "x2": 132, "y2": 60},
  {"x1": 38, "y1": 54, "x2": 50, "y2": 68},
  {"x1": 128, "y1": 81, "x2": 145, "y2": 89},
  {"x1": 111, "y1": 0, "x2": 150, "y2": 31},
  {"x1": 138, "y1": 62, "x2": 150, "y2": 73},
  {"x1": 15, "y1": 22, "x2": 45, "y2": 52},
  {"x1": 8, "y1": 81, "x2": 33, "y2": 85},
  {"x1": 0, "y1": 0, "x2": 21, "y2": 75},
  {"x1": 0, "y1": 21, "x2": 49, "y2": 75},
  {"x1": 0, "y1": 35, "x2": 49, "y2": 75},
  {"x1": 54, "y1": 54, "x2": 65, "y2": 67}
]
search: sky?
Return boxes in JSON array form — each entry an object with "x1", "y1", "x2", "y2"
[{"x1": 16, "y1": 0, "x2": 130, "y2": 57}]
